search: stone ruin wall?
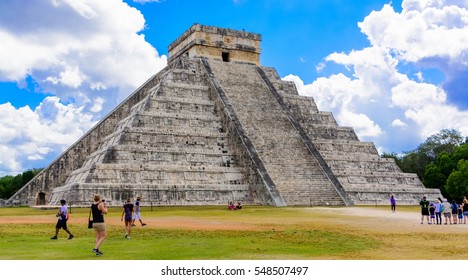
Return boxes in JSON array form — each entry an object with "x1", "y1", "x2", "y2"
[
  {"x1": 5, "y1": 68, "x2": 171, "y2": 206},
  {"x1": 22, "y1": 57, "x2": 273, "y2": 207},
  {"x1": 168, "y1": 24, "x2": 261, "y2": 65}
]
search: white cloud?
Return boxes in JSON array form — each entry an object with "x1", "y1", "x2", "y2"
[
  {"x1": 315, "y1": 62, "x2": 326, "y2": 72},
  {"x1": 415, "y1": 71, "x2": 424, "y2": 82},
  {"x1": 359, "y1": 2, "x2": 468, "y2": 64},
  {"x1": 284, "y1": 0, "x2": 468, "y2": 152},
  {"x1": 0, "y1": 0, "x2": 167, "y2": 108},
  {"x1": 392, "y1": 119, "x2": 408, "y2": 128},
  {"x1": 0, "y1": 0, "x2": 168, "y2": 174},
  {"x1": 0, "y1": 98, "x2": 97, "y2": 174},
  {"x1": 338, "y1": 110, "x2": 383, "y2": 138},
  {"x1": 391, "y1": 78, "x2": 447, "y2": 110},
  {"x1": 45, "y1": 66, "x2": 86, "y2": 88},
  {"x1": 90, "y1": 97, "x2": 106, "y2": 113}
]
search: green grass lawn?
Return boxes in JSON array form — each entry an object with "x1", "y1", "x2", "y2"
[{"x1": 0, "y1": 206, "x2": 377, "y2": 260}]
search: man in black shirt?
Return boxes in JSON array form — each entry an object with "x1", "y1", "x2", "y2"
[{"x1": 420, "y1": 196, "x2": 430, "y2": 224}]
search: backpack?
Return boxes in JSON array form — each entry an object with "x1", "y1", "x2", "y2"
[{"x1": 452, "y1": 203, "x2": 458, "y2": 211}]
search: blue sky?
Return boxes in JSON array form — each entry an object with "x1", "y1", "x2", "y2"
[{"x1": 0, "y1": 0, "x2": 467, "y2": 176}]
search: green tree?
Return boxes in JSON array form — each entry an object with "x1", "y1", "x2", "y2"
[
  {"x1": 452, "y1": 143, "x2": 468, "y2": 163},
  {"x1": 445, "y1": 159, "x2": 468, "y2": 199},
  {"x1": 394, "y1": 129, "x2": 464, "y2": 180},
  {"x1": 0, "y1": 168, "x2": 43, "y2": 199},
  {"x1": 419, "y1": 129, "x2": 465, "y2": 159},
  {"x1": 423, "y1": 164, "x2": 446, "y2": 190},
  {"x1": 0, "y1": 175, "x2": 14, "y2": 199},
  {"x1": 398, "y1": 151, "x2": 431, "y2": 180},
  {"x1": 437, "y1": 153, "x2": 456, "y2": 177}
]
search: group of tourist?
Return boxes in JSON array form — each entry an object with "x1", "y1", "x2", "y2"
[
  {"x1": 228, "y1": 201, "x2": 242, "y2": 210},
  {"x1": 419, "y1": 196, "x2": 468, "y2": 225},
  {"x1": 50, "y1": 195, "x2": 148, "y2": 256}
]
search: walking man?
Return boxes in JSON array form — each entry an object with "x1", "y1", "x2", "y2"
[
  {"x1": 132, "y1": 197, "x2": 147, "y2": 227},
  {"x1": 51, "y1": 199, "x2": 74, "y2": 240}
]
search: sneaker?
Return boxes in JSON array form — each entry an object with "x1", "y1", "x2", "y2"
[
  {"x1": 142, "y1": 223, "x2": 147, "y2": 226},
  {"x1": 50, "y1": 236, "x2": 58, "y2": 240},
  {"x1": 125, "y1": 234, "x2": 128, "y2": 238},
  {"x1": 126, "y1": 235, "x2": 131, "y2": 239},
  {"x1": 131, "y1": 224, "x2": 136, "y2": 227},
  {"x1": 92, "y1": 248, "x2": 103, "y2": 256},
  {"x1": 68, "y1": 234, "x2": 74, "y2": 240}
]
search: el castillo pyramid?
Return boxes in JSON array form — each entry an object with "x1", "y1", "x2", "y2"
[{"x1": 6, "y1": 24, "x2": 441, "y2": 207}]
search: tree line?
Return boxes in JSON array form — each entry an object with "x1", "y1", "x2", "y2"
[
  {"x1": 383, "y1": 129, "x2": 468, "y2": 201},
  {"x1": 0, "y1": 169, "x2": 43, "y2": 200}
]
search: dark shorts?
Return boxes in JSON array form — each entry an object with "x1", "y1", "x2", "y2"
[
  {"x1": 56, "y1": 219, "x2": 68, "y2": 230},
  {"x1": 422, "y1": 208, "x2": 429, "y2": 216}
]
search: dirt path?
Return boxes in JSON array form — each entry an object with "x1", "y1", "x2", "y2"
[
  {"x1": 312, "y1": 207, "x2": 468, "y2": 233},
  {"x1": 2, "y1": 207, "x2": 467, "y2": 234}
]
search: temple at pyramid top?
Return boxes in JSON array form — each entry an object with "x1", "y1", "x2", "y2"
[{"x1": 168, "y1": 24, "x2": 261, "y2": 65}]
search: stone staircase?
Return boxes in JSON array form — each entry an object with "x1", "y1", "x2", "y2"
[
  {"x1": 206, "y1": 60, "x2": 347, "y2": 206},
  {"x1": 50, "y1": 58, "x2": 263, "y2": 206}
]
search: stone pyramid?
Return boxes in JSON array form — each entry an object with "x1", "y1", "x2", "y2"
[{"x1": 7, "y1": 24, "x2": 441, "y2": 207}]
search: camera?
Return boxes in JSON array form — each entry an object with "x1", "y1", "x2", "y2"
[{"x1": 102, "y1": 199, "x2": 106, "y2": 202}]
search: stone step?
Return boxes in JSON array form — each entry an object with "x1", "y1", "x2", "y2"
[{"x1": 208, "y1": 60, "x2": 346, "y2": 205}]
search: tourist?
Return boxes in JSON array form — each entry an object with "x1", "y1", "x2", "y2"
[
  {"x1": 429, "y1": 203, "x2": 435, "y2": 225},
  {"x1": 442, "y1": 199, "x2": 452, "y2": 225},
  {"x1": 121, "y1": 198, "x2": 134, "y2": 239},
  {"x1": 419, "y1": 196, "x2": 430, "y2": 224},
  {"x1": 435, "y1": 198, "x2": 443, "y2": 225},
  {"x1": 463, "y1": 197, "x2": 468, "y2": 224},
  {"x1": 451, "y1": 200, "x2": 458, "y2": 224},
  {"x1": 390, "y1": 195, "x2": 396, "y2": 212},
  {"x1": 91, "y1": 195, "x2": 108, "y2": 256},
  {"x1": 50, "y1": 199, "x2": 74, "y2": 240},
  {"x1": 457, "y1": 204, "x2": 464, "y2": 224},
  {"x1": 132, "y1": 197, "x2": 147, "y2": 227}
]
